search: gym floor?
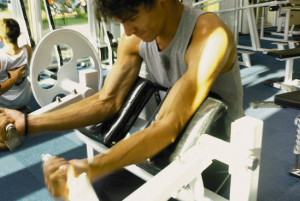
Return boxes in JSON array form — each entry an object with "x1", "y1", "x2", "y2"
[{"x1": 0, "y1": 31, "x2": 300, "y2": 200}]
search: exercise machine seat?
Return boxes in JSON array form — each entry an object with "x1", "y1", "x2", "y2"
[
  {"x1": 275, "y1": 90, "x2": 300, "y2": 110},
  {"x1": 267, "y1": 48, "x2": 300, "y2": 59}
]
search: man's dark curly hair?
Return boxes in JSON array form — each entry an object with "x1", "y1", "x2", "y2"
[{"x1": 93, "y1": 0, "x2": 156, "y2": 22}]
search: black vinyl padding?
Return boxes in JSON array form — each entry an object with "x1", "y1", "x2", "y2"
[
  {"x1": 78, "y1": 77, "x2": 156, "y2": 147},
  {"x1": 275, "y1": 90, "x2": 300, "y2": 110},
  {"x1": 267, "y1": 48, "x2": 300, "y2": 59}
]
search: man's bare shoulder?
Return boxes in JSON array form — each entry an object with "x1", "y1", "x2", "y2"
[
  {"x1": 193, "y1": 12, "x2": 231, "y2": 37},
  {"x1": 185, "y1": 12, "x2": 236, "y2": 72}
]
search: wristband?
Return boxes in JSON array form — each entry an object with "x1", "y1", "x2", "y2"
[{"x1": 24, "y1": 112, "x2": 28, "y2": 136}]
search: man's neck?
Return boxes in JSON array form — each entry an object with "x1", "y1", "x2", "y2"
[
  {"x1": 156, "y1": 1, "x2": 184, "y2": 51},
  {"x1": 3, "y1": 42, "x2": 22, "y2": 56}
]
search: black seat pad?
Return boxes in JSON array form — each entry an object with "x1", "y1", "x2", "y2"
[
  {"x1": 275, "y1": 90, "x2": 300, "y2": 110},
  {"x1": 267, "y1": 48, "x2": 300, "y2": 59}
]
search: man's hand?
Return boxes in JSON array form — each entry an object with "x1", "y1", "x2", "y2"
[
  {"x1": 0, "y1": 112, "x2": 14, "y2": 149},
  {"x1": 7, "y1": 66, "x2": 26, "y2": 82},
  {"x1": 0, "y1": 108, "x2": 25, "y2": 150},
  {"x1": 43, "y1": 156, "x2": 89, "y2": 199},
  {"x1": 0, "y1": 108, "x2": 25, "y2": 135}
]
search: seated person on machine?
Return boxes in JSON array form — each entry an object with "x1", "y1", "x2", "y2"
[
  {"x1": 0, "y1": 0, "x2": 244, "y2": 200},
  {"x1": 0, "y1": 18, "x2": 32, "y2": 111}
]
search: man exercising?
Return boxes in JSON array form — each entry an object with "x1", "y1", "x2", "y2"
[{"x1": 0, "y1": 0, "x2": 244, "y2": 200}]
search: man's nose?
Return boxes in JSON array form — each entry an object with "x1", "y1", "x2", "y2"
[{"x1": 123, "y1": 23, "x2": 137, "y2": 37}]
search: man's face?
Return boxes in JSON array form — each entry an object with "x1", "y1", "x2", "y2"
[{"x1": 112, "y1": 1, "x2": 164, "y2": 42}]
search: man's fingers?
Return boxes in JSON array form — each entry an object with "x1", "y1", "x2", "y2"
[
  {"x1": 0, "y1": 108, "x2": 11, "y2": 115},
  {"x1": 49, "y1": 169, "x2": 67, "y2": 196},
  {"x1": 16, "y1": 66, "x2": 26, "y2": 71},
  {"x1": 0, "y1": 115, "x2": 14, "y2": 125},
  {"x1": 43, "y1": 157, "x2": 70, "y2": 186},
  {"x1": 0, "y1": 114, "x2": 14, "y2": 142},
  {"x1": 0, "y1": 108, "x2": 5, "y2": 114},
  {"x1": 0, "y1": 142, "x2": 8, "y2": 150},
  {"x1": 43, "y1": 157, "x2": 70, "y2": 199}
]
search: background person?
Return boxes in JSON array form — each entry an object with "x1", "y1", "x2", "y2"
[{"x1": 0, "y1": 18, "x2": 32, "y2": 111}]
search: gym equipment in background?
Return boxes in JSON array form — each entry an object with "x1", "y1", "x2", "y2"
[{"x1": 29, "y1": 29, "x2": 103, "y2": 114}]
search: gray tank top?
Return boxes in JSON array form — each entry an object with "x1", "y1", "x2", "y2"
[{"x1": 139, "y1": 5, "x2": 244, "y2": 135}]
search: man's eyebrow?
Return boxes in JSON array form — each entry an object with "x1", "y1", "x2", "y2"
[{"x1": 121, "y1": 13, "x2": 137, "y2": 23}]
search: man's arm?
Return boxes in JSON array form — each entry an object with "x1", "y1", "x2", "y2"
[{"x1": 88, "y1": 13, "x2": 237, "y2": 177}]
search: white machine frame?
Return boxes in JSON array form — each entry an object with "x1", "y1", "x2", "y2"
[{"x1": 76, "y1": 116, "x2": 263, "y2": 201}]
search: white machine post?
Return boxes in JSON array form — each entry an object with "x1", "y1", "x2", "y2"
[{"x1": 229, "y1": 116, "x2": 263, "y2": 201}]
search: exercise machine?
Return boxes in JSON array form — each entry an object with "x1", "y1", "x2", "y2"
[{"x1": 22, "y1": 29, "x2": 264, "y2": 200}]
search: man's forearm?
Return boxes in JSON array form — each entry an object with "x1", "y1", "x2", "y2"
[
  {"x1": 28, "y1": 92, "x2": 116, "y2": 134},
  {"x1": 88, "y1": 120, "x2": 178, "y2": 179}
]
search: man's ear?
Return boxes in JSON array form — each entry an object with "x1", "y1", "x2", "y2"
[{"x1": 0, "y1": 36, "x2": 3, "y2": 42}]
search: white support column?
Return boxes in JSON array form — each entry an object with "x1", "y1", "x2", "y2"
[
  {"x1": 229, "y1": 116, "x2": 263, "y2": 201},
  {"x1": 87, "y1": 0, "x2": 97, "y2": 51},
  {"x1": 284, "y1": 9, "x2": 290, "y2": 40},
  {"x1": 28, "y1": 0, "x2": 43, "y2": 45},
  {"x1": 246, "y1": 0, "x2": 260, "y2": 51},
  {"x1": 284, "y1": 58, "x2": 294, "y2": 83}
]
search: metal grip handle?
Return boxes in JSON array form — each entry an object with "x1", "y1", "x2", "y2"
[
  {"x1": 6, "y1": 123, "x2": 17, "y2": 138},
  {"x1": 4, "y1": 123, "x2": 21, "y2": 151},
  {"x1": 41, "y1": 154, "x2": 53, "y2": 164}
]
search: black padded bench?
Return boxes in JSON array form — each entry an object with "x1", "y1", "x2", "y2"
[
  {"x1": 267, "y1": 48, "x2": 300, "y2": 59},
  {"x1": 275, "y1": 90, "x2": 300, "y2": 179},
  {"x1": 264, "y1": 48, "x2": 300, "y2": 92},
  {"x1": 250, "y1": 48, "x2": 300, "y2": 109}
]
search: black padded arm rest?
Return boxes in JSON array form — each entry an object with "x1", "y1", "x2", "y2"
[
  {"x1": 137, "y1": 97, "x2": 228, "y2": 175},
  {"x1": 275, "y1": 90, "x2": 300, "y2": 110},
  {"x1": 267, "y1": 48, "x2": 300, "y2": 59},
  {"x1": 78, "y1": 77, "x2": 156, "y2": 147}
]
